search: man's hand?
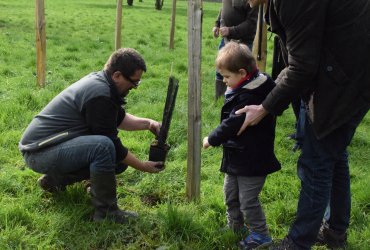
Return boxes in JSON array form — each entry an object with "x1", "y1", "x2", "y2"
[
  {"x1": 203, "y1": 137, "x2": 211, "y2": 149},
  {"x1": 142, "y1": 161, "x2": 165, "y2": 173},
  {"x1": 219, "y1": 27, "x2": 230, "y2": 37},
  {"x1": 235, "y1": 104, "x2": 268, "y2": 135},
  {"x1": 212, "y1": 26, "x2": 220, "y2": 38},
  {"x1": 123, "y1": 151, "x2": 164, "y2": 173},
  {"x1": 148, "y1": 120, "x2": 161, "y2": 136}
]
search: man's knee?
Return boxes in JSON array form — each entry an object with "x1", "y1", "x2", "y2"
[{"x1": 90, "y1": 135, "x2": 116, "y2": 165}]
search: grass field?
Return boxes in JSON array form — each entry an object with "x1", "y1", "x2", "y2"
[{"x1": 0, "y1": 0, "x2": 369, "y2": 249}]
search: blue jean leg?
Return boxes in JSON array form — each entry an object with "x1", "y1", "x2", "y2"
[
  {"x1": 24, "y1": 135, "x2": 117, "y2": 175},
  {"x1": 294, "y1": 101, "x2": 305, "y2": 147},
  {"x1": 296, "y1": 103, "x2": 330, "y2": 223},
  {"x1": 289, "y1": 106, "x2": 368, "y2": 249},
  {"x1": 328, "y1": 151, "x2": 350, "y2": 233}
]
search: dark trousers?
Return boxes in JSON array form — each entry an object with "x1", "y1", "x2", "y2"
[
  {"x1": 224, "y1": 174, "x2": 269, "y2": 235},
  {"x1": 24, "y1": 135, "x2": 127, "y2": 176},
  {"x1": 288, "y1": 106, "x2": 368, "y2": 249}
]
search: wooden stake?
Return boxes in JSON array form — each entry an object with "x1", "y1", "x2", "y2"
[
  {"x1": 35, "y1": 0, "x2": 46, "y2": 87},
  {"x1": 186, "y1": 0, "x2": 202, "y2": 201},
  {"x1": 252, "y1": 4, "x2": 267, "y2": 72},
  {"x1": 115, "y1": 0, "x2": 123, "y2": 50},
  {"x1": 169, "y1": 0, "x2": 177, "y2": 49}
]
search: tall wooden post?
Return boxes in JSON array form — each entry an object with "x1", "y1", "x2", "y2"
[
  {"x1": 252, "y1": 4, "x2": 267, "y2": 72},
  {"x1": 186, "y1": 0, "x2": 202, "y2": 201},
  {"x1": 115, "y1": 0, "x2": 123, "y2": 50},
  {"x1": 169, "y1": 0, "x2": 177, "y2": 49},
  {"x1": 35, "y1": 0, "x2": 46, "y2": 87}
]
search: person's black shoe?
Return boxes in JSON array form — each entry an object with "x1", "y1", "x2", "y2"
[
  {"x1": 316, "y1": 222, "x2": 347, "y2": 249},
  {"x1": 269, "y1": 236, "x2": 300, "y2": 250}
]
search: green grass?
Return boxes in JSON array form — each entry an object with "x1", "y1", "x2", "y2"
[{"x1": 0, "y1": 0, "x2": 369, "y2": 249}]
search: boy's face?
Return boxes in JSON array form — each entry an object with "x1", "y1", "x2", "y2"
[{"x1": 218, "y1": 68, "x2": 247, "y2": 89}]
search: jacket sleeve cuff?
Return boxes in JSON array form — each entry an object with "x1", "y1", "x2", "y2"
[
  {"x1": 207, "y1": 133, "x2": 221, "y2": 147},
  {"x1": 262, "y1": 92, "x2": 290, "y2": 116},
  {"x1": 113, "y1": 138, "x2": 128, "y2": 162},
  {"x1": 228, "y1": 26, "x2": 237, "y2": 38}
]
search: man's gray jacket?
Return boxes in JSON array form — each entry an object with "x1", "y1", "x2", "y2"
[
  {"x1": 215, "y1": 0, "x2": 258, "y2": 44},
  {"x1": 19, "y1": 71, "x2": 128, "y2": 162}
]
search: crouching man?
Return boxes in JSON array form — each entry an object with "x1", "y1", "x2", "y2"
[{"x1": 19, "y1": 48, "x2": 163, "y2": 224}]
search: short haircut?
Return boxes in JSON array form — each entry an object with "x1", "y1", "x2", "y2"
[
  {"x1": 104, "y1": 48, "x2": 147, "y2": 78},
  {"x1": 216, "y1": 41, "x2": 256, "y2": 73}
]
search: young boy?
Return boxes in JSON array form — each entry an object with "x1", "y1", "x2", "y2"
[{"x1": 203, "y1": 42, "x2": 281, "y2": 249}]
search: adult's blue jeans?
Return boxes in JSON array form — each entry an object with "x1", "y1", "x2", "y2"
[
  {"x1": 294, "y1": 101, "x2": 306, "y2": 148},
  {"x1": 24, "y1": 135, "x2": 125, "y2": 176},
  {"x1": 296, "y1": 102, "x2": 331, "y2": 221},
  {"x1": 288, "y1": 106, "x2": 368, "y2": 249}
]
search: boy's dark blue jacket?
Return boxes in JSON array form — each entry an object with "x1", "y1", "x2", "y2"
[{"x1": 208, "y1": 72, "x2": 281, "y2": 176}]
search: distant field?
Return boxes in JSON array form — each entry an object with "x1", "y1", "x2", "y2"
[{"x1": 0, "y1": 0, "x2": 368, "y2": 249}]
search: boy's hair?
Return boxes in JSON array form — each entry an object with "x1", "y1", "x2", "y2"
[
  {"x1": 216, "y1": 41, "x2": 256, "y2": 73},
  {"x1": 104, "y1": 48, "x2": 147, "y2": 77}
]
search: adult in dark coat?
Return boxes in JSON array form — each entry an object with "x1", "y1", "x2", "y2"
[
  {"x1": 212, "y1": 0, "x2": 258, "y2": 99},
  {"x1": 237, "y1": 0, "x2": 370, "y2": 249}
]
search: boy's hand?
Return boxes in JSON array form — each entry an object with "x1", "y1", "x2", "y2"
[
  {"x1": 212, "y1": 26, "x2": 220, "y2": 38},
  {"x1": 203, "y1": 137, "x2": 211, "y2": 149}
]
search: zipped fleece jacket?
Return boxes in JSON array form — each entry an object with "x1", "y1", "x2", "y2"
[
  {"x1": 215, "y1": 0, "x2": 258, "y2": 44},
  {"x1": 263, "y1": 0, "x2": 370, "y2": 139},
  {"x1": 19, "y1": 71, "x2": 128, "y2": 162},
  {"x1": 208, "y1": 73, "x2": 281, "y2": 176}
]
